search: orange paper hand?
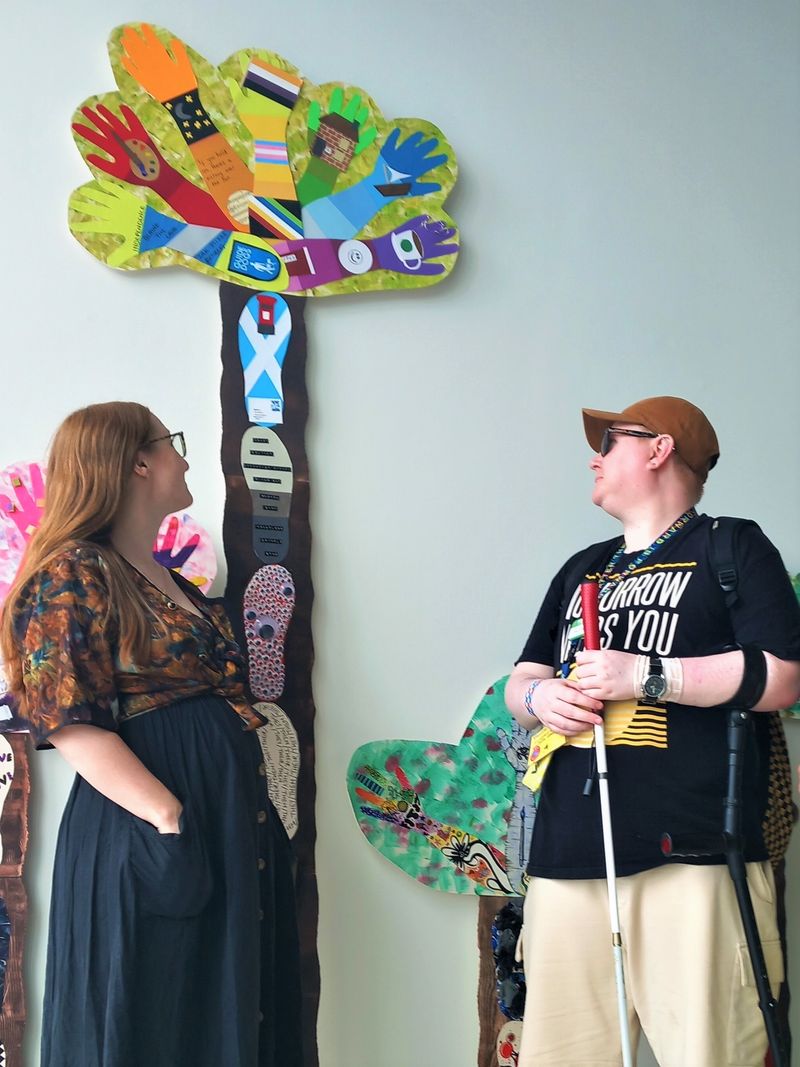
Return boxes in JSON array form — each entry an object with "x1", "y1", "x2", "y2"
[{"x1": 121, "y1": 23, "x2": 196, "y2": 101}]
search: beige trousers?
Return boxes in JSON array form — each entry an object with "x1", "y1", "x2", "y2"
[{"x1": 517, "y1": 862, "x2": 783, "y2": 1067}]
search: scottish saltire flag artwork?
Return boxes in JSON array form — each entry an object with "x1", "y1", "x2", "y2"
[
  {"x1": 68, "y1": 23, "x2": 459, "y2": 296},
  {"x1": 238, "y1": 294, "x2": 292, "y2": 425},
  {"x1": 346, "y1": 678, "x2": 535, "y2": 896}
]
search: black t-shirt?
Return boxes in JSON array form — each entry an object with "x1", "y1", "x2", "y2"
[{"x1": 518, "y1": 514, "x2": 800, "y2": 879}]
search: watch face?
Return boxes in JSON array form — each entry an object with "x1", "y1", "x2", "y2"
[{"x1": 644, "y1": 675, "x2": 667, "y2": 699}]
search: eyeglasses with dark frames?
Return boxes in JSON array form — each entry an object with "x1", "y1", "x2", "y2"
[
  {"x1": 146, "y1": 431, "x2": 187, "y2": 458},
  {"x1": 599, "y1": 427, "x2": 658, "y2": 457}
]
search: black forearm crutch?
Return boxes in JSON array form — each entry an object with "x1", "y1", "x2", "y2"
[{"x1": 661, "y1": 709, "x2": 787, "y2": 1067}]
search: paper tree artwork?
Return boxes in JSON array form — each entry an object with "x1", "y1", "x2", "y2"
[
  {"x1": 68, "y1": 24, "x2": 459, "y2": 297},
  {"x1": 64, "y1": 22, "x2": 461, "y2": 1067}
]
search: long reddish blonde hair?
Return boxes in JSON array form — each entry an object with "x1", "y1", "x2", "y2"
[{"x1": 1, "y1": 402, "x2": 159, "y2": 711}]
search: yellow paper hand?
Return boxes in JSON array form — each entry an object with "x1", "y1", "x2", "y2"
[
  {"x1": 69, "y1": 179, "x2": 145, "y2": 267},
  {"x1": 121, "y1": 23, "x2": 197, "y2": 101},
  {"x1": 225, "y1": 77, "x2": 278, "y2": 119}
]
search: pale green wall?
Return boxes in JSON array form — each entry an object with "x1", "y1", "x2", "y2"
[{"x1": 2, "y1": 3, "x2": 799, "y2": 1065}]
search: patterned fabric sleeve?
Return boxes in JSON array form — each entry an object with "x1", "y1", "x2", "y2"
[{"x1": 14, "y1": 546, "x2": 118, "y2": 749}]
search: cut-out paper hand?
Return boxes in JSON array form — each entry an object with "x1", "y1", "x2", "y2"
[
  {"x1": 370, "y1": 215, "x2": 459, "y2": 276},
  {"x1": 296, "y1": 88, "x2": 378, "y2": 207},
  {"x1": 226, "y1": 77, "x2": 264, "y2": 120},
  {"x1": 374, "y1": 128, "x2": 448, "y2": 196},
  {"x1": 70, "y1": 178, "x2": 286, "y2": 287},
  {"x1": 120, "y1": 23, "x2": 196, "y2": 101},
  {"x1": 0, "y1": 463, "x2": 45, "y2": 541},
  {"x1": 275, "y1": 214, "x2": 459, "y2": 292},
  {"x1": 72, "y1": 103, "x2": 236, "y2": 229},
  {"x1": 152, "y1": 514, "x2": 200, "y2": 570},
  {"x1": 70, "y1": 179, "x2": 146, "y2": 267},
  {"x1": 120, "y1": 24, "x2": 254, "y2": 225},
  {"x1": 302, "y1": 127, "x2": 448, "y2": 238},
  {"x1": 225, "y1": 63, "x2": 303, "y2": 239}
]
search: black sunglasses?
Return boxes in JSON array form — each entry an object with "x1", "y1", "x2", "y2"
[
  {"x1": 599, "y1": 427, "x2": 658, "y2": 456},
  {"x1": 146, "y1": 430, "x2": 187, "y2": 457}
]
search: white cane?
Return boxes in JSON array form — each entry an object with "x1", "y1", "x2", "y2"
[{"x1": 581, "y1": 580, "x2": 634, "y2": 1067}]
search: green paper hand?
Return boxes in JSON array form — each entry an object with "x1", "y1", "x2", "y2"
[
  {"x1": 297, "y1": 88, "x2": 378, "y2": 207},
  {"x1": 69, "y1": 179, "x2": 146, "y2": 267},
  {"x1": 306, "y1": 87, "x2": 375, "y2": 152}
]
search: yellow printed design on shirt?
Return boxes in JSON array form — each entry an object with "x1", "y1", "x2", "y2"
[
  {"x1": 522, "y1": 666, "x2": 668, "y2": 794},
  {"x1": 566, "y1": 698, "x2": 667, "y2": 749}
]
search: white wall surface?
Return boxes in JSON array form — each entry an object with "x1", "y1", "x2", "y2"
[{"x1": 1, "y1": 3, "x2": 799, "y2": 1065}]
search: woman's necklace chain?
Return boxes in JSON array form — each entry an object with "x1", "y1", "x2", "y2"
[{"x1": 599, "y1": 507, "x2": 697, "y2": 595}]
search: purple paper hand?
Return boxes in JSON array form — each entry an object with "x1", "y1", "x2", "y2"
[
  {"x1": 0, "y1": 464, "x2": 46, "y2": 541},
  {"x1": 370, "y1": 215, "x2": 459, "y2": 276},
  {"x1": 153, "y1": 515, "x2": 200, "y2": 570}
]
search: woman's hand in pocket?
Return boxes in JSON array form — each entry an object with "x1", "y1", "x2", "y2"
[{"x1": 155, "y1": 801, "x2": 184, "y2": 835}]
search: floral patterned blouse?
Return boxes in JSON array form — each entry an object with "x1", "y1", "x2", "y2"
[{"x1": 12, "y1": 543, "x2": 266, "y2": 749}]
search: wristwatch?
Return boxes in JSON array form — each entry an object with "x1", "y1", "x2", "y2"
[{"x1": 641, "y1": 656, "x2": 667, "y2": 701}]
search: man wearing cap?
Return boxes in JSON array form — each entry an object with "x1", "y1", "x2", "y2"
[{"x1": 505, "y1": 396, "x2": 800, "y2": 1066}]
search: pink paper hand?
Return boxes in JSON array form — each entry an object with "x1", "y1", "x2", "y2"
[
  {"x1": 0, "y1": 463, "x2": 45, "y2": 541},
  {"x1": 153, "y1": 514, "x2": 201, "y2": 569}
]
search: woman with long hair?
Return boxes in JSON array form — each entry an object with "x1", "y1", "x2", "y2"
[{"x1": 0, "y1": 402, "x2": 302, "y2": 1067}]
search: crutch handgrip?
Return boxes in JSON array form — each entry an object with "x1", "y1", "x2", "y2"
[{"x1": 580, "y1": 581, "x2": 601, "y2": 651}]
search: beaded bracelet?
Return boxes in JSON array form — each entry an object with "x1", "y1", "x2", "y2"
[{"x1": 524, "y1": 679, "x2": 544, "y2": 717}]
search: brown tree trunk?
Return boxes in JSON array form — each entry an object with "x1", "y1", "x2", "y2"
[
  {"x1": 0, "y1": 734, "x2": 30, "y2": 1066},
  {"x1": 219, "y1": 282, "x2": 319, "y2": 1067}
]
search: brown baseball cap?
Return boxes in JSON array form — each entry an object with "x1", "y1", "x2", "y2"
[{"x1": 582, "y1": 396, "x2": 719, "y2": 478}]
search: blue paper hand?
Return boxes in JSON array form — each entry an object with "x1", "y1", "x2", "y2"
[{"x1": 302, "y1": 127, "x2": 448, "y2": 239}]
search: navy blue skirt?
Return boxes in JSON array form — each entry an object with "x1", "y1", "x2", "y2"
[{"x1": 41, "y1": 696, "x2": 303, "y2": 1067}]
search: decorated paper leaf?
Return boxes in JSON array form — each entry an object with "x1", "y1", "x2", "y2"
[
  {"x1": 243, "y1": 565, "x2": 296, "y2": 701},
  {"x1": 347, "y1": 678, "x2": 534, "y2": 896},
  {"x1": 254, "y1": 701, "x2": 300, "y2": 839},
  {"x1": 68, "y1": 24, "x2": 460, "y2": 296},
  {"x1": 152, "y1": 511, "x2": 217, "y2": 593}
]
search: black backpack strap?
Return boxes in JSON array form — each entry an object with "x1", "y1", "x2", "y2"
[{"x1": 708, "y1": 516, "x2": 741, "y2": 609}]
